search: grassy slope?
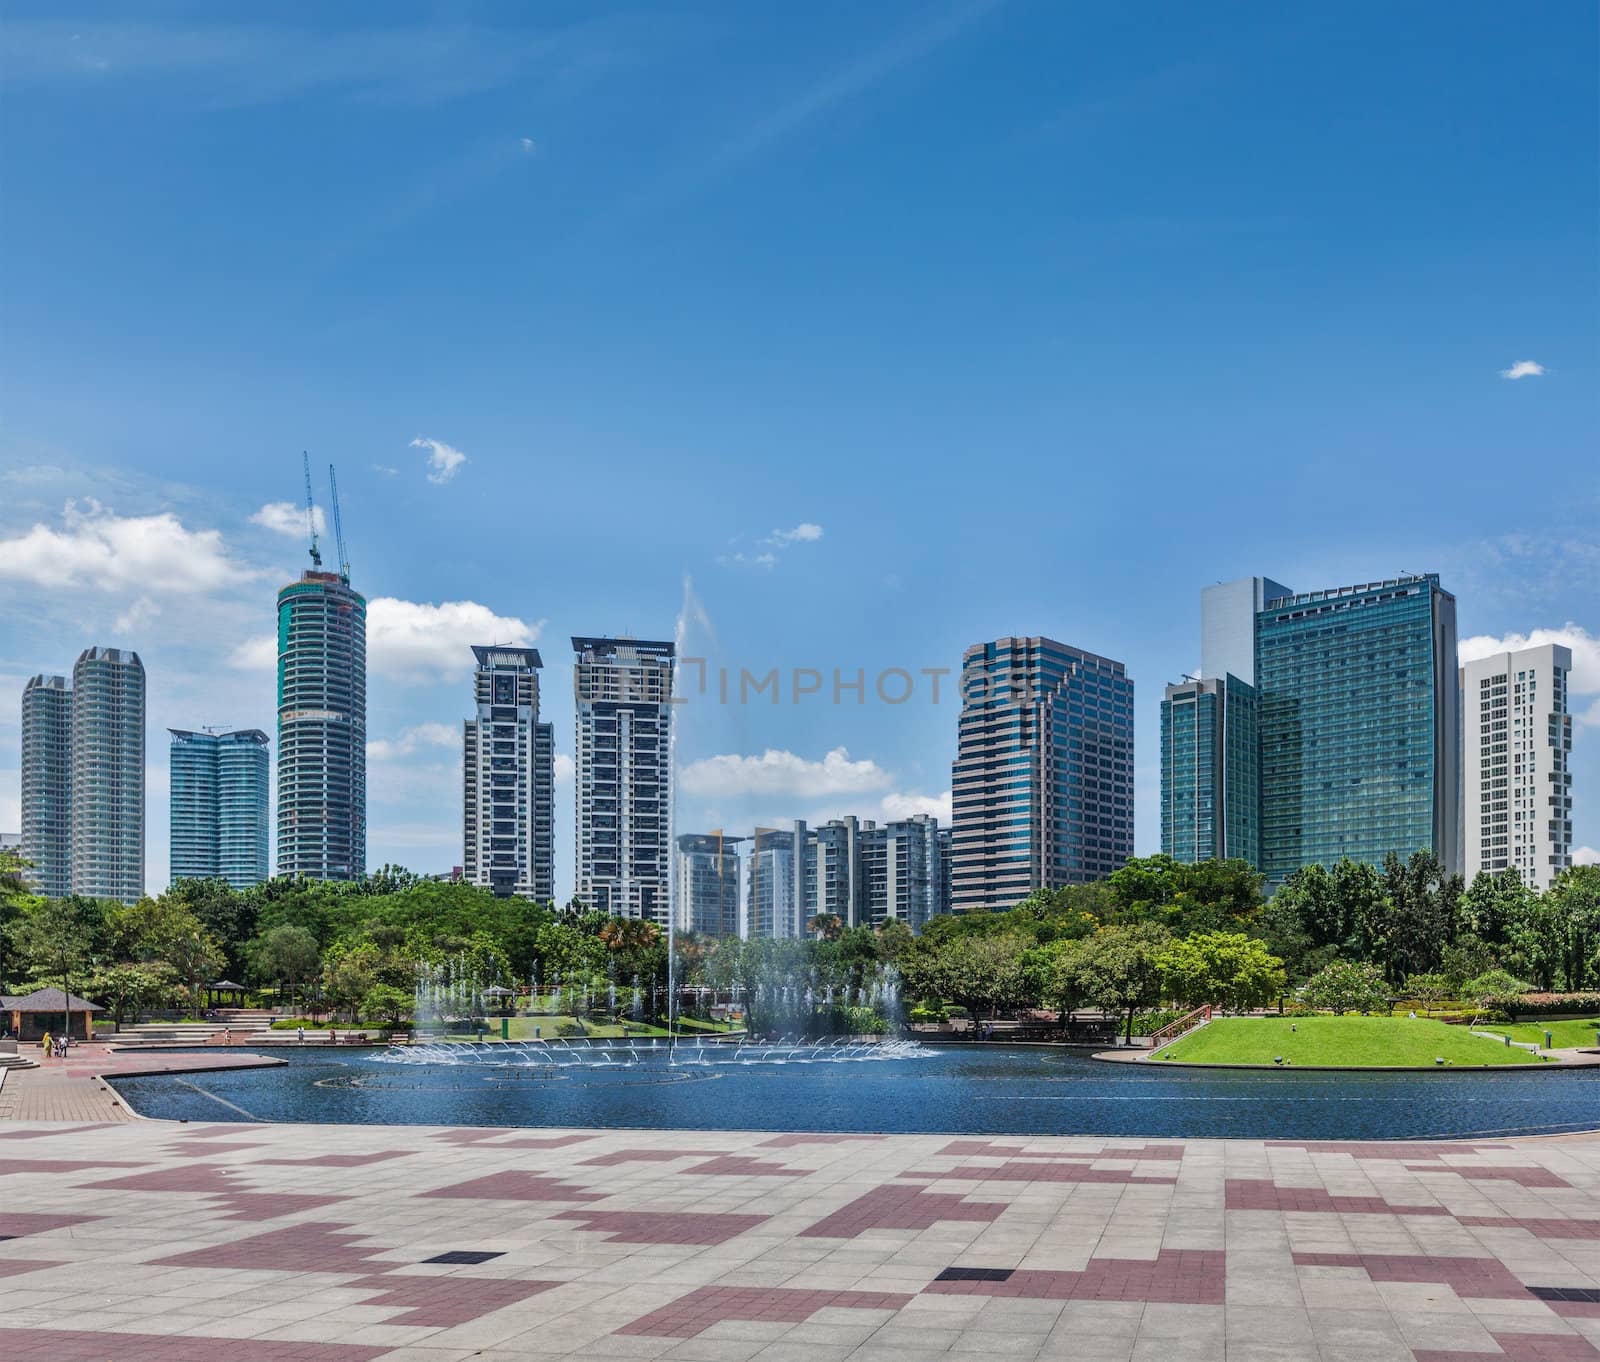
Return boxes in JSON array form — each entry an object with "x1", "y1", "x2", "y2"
[
  {"x1": 1477, "y1": 1018, "x2": 1600, "y2": 1049},
  {"x1": 1154, "y1": 1015, "x2": 1545, "y2": 1066}
]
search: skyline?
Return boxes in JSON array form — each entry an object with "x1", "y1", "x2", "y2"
[{"x1": 2, "y1": 2, "x2": 1596, "y2": 900}]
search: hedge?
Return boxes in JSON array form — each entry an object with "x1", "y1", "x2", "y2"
[{"x1": 1483, "y1": 993, "x2": 1600, "y2": 1020}]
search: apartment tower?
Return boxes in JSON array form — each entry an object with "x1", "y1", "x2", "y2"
[
  {"x1": 676, "y1": 832, "x2": 744, "y2": 936},
  {"x1": 169, "y1": 728, "x2": 271, "y2": 889},
  {"x1": 276, "y1": 568, "x2": 367, "y2": 880},
  {"x1": 572, "y1": 636, "x2": 674, "y2": 925},
  {"x1": 1462, "y1": 644, "x2": 1573, "y2": 889},
  {"x1": 20, "y1": 673, "x2": 73, "y2": 898},
  {"x1": 463, "y1": 645, "x2": 554, "y2": 901}
]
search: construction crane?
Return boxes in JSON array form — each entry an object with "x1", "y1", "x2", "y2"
[
  {"x1": 328, "y1": 462, "x2": 350, "y2": 583},
  {"x1": 301, "y1": 451, "x2": 322, "y2": 569}
]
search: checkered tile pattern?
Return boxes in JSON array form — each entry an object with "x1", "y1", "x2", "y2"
[{"x1": 6, "y1": 1120, "x2": 1600, "y2": 1359}]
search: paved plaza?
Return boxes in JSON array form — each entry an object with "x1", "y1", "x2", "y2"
[{"x1": 7, "y1": 1080, "x2": 1600, "y2": 1362}]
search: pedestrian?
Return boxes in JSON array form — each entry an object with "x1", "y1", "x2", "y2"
[
  {"x1": 296, "y1": 1025, "x2": 305, "y2": 1042},
  {"x1": 41, "y1": 1030, "x2": 52, "y2": 1058},
  {"x1": 329, "y1": 1027, "x2": 338, "y2": 1045}
]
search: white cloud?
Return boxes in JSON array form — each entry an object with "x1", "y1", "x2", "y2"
[
  {"x1": 520, "y1": 137, "x2": 538, "y2": 154},
  {"x1": 368, "y1": 596, "x2": 541, "y2": 683},
  {"x1": 1460, "y1": 625, "x2": 1600, "y2": 721},
  {"x1": 879, "y1": 789, "x2": 952, "y2": 823},
  {"x1": 680, "y1": 746, "x2": 892, "y2": 799},
  {"x1": 113, "y1": 595, "x2": 161, "y2": 634},
  {"x1": 371, "y1": 463, "x2": 400, "y2": 477},
  {"x1": 251, "y1": 500, "x2": 325, "y2": 537},
  {"x1": 719, "y1": 550, "x2": 778, "y2": 570},
  {"x1": 1500, "y1": 360, "x2": 1545, "y2": 380},
  {"x1": 0, "y1": 498, "x2": 257, "y2": 594},
  {"x1": 367, "y1": 721, "x2": 459, "y2": 761},
  {"x1": 411, "y1": 436, "x2": 468, "y2": 484},
  {"x1": 227, "y1": 634, "x2": 278, "y2": 672},
  {"x1": 1576, "y1": 847, "x2": 1599, "y2": 867},
  {"x1": 554, "y1": 753, "x2": 575, "y2": 783},
  {"x1": 762, "y1": 522, "x2": 824, "y2": 548}
]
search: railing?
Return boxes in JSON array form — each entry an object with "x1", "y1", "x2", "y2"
[{"x1": 1148, "y1": 1006, "x2": 1212, "y2": 1048}]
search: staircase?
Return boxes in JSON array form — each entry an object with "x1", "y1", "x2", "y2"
[
  {"x1": 108, "y1": 1010, "x2": 279, "y2": 1048},
  {"x1": 0, "y1": 1053, "x2": 39, "y2": 1072},
  {"x1": 1149, "y1": 1006, "x2": 1213, "y2": 1049}
]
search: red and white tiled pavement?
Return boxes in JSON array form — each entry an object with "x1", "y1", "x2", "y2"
[{"x1": 7, "y1": 1118, "x2": 1600, "y2": 1361}]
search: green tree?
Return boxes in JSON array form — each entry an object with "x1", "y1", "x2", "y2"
[
  {"x1": 359, "y1": 984, "x2": 412, "y2": 1027},
  {"x1": 250, "y1": 924, "x2": 322, "y2": 1012},
  {"x1": 13, "y1": 897, "x2": 101, "y2": 1033},
  {"x1": 1403, "y1": 971, "x2": 1452, "y2": 1014},
  {"x1": 1299, "y1": 960, "x2": 1389, "y2": 1015},
  {"x1": 1378, "y1": 850, "x2": 1463, "y2": 983},
  {"x1": 87, "y1": 961, "x2": 178, "y2": 1026},
  {"x1": 1156, "y1": 931, "x2": 1284, "y2": 1013},
  {"x1": 1065, "y1": 923, "x2": 1171, "y2": 1043},
  {"x1": 1460, "y1": 868, "x2": 1534, "y2": 949},
  {"x1": 1550, "y1": 865, "x2": 1600, "y2": 991}
]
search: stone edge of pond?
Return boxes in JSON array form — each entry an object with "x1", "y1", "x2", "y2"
[{"x1": 1093, "y1": 1049, "x2": 1600, "y2": 1072}]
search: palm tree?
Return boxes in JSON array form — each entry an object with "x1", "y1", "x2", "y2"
[{"x1": 808, "y1": 913, "x2": 844, "y2": 942}]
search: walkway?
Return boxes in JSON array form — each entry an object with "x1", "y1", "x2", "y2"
[
  {"x1": 6, "y1": 1119, "x2": 1600, "y2": 1359},
  {"x1": 0, "y1": 1045, "x2": 282, "y2": 1123}
]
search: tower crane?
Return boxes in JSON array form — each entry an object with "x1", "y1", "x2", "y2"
[
  {"x1": 302, "y1": 451, "x2": 322, "y2": 569},
  {"x1": 328, "y1": 462, "x2": 350, "y2": 583}
]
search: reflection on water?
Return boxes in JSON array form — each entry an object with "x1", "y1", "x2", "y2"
[{"x1": 110, "y1": 1045, "x2": 1600, "y2": 1140}]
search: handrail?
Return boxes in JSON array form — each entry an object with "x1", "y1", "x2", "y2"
[{"x1": 1149, "y1": 1005, "x2": 1212, "y2": 1047}]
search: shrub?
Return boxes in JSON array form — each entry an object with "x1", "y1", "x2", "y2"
[
  {"x1": 1483, "y1": 991, "x2": 1600, "y2": 1020},
  {"x1": 270, "y1": 1017, "x2": 334, "y2": 1030},
  {"x1": 1130, "y1": 1009, "x2": 1186, "y2": 1035},
  {"x1": 908, "y1": 1004, "x2": 949, "y2": 1024},
  {"x1": 1299, "y1": 960, "x2": 1390, "y2": 1015}
]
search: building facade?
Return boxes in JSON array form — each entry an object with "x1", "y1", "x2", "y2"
[
  {"x1": 462, "y1": 645, "x2": 554, "y2": 901},
  {"x1": 1160, "y1": 674, "x2": 1260, "y2": 865},
  {"x1": 572, "y1": 636, "x2": 674, "y2": 925},
  {"x1": 1256, "y1": 575, "x2": 1460, "y2": 881},
  {"x1": 950, "y1": 637, "x2": 1134, "y2": 913},
  {"x1": 1462, "y1": 644, "x2": 1573, "y2": 890},
  {"x1": 69, "y1": 647, "x2": 145, "y2": 904},
  {"x1": 858, "y1": 814, "x2": 941, "y2": 932},
  {"x1": 676, "y1": 832, "x2": 743, "y2": 936},
  {"x1": 169, "y1": 728, "x2": 270, "y2": 889},
  {"x1": 276, "y1": 570, "x2": 367, "y2": 880},
  {"x1": 20, "y1": 673, "x2": 73, "y2": 898},
  {"x1": 748, "y1": 824, "x2": 805, "y2": 939}
]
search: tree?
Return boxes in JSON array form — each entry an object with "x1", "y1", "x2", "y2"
[
  {"x1": 1403, "y1": 972, "x2": 1452, "y2": 1014},
  {"x1": 807, "y1": 914, "x2": 844, "y2": 941},
  {"x1": 14, "y1": 897, "x2": 99, "y2": 1033},
  {"x1": 938, "y1": 934, "x2": 1035, "y2": 1018},
  {"x1": 1064, "y1": 923, "x2": 1171, "y2": 1043},
  {"x1": 251, "y1": 924, "x2": 322, "y2": 1012},
  {"x1": 1550, "y1": 866, "x2": 1600, "y2": 992},
  {"x1": 1156, "y1": 932, "x2": 1284, "y2": 1013},
  {"x1": 87, "y1": 961, "x2": 177, "y2": 1027},
  {"x1": 1299, "y1": 960, "x2": 1389, "y2": 1015},
  {"x1": 360, "y1": 984, "x2": 412, "y2": 1028},
  {"x1": 1378, "y1": 850, "x2": 1463, "y2": 984},
  {"x1": 1460, "y1": 869, "x2": 1533, "y2": 949}
]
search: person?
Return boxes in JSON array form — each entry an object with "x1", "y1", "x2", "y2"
[
  {"x1": 223, "y1": 1027, "x2": 232, "y2": 1044},
  {"x1": 40, "y1": 1031, "x2": 52, "y2": 1058},
  {"x1": 296, "y1": 1025, "x2": 304, "y2": 1042},
  {"x1": 329, "y1": 1026, "x2": 338, "y2": 1045}
]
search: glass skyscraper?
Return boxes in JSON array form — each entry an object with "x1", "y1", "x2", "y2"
[
  {"x1": 276, "y1": 569, "x2": 367, "y2": 880},
  {"x1": 1160, "y1": 674, "x2": 1259, "y2": 865},
  {"x1": 676, "y1": 832, "x2": 744, "y2": 936},
  {"x1": 169, "y1": 728, "x2": 270, "y2": 889},
  {"x1": 950, "y1": 637, "x2": 1134, "y2": 913},
  {"x1": 1256, "y1": 575, "x2": 1459, "y2": 880}
]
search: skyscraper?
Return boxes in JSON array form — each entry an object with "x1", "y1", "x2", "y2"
[
  {"x1": 69, "y1": 647, "x2": 145, "y2": 903},
  {"x1": 276, "y1": 569, "x2": 366, "y2": 880},
  {"x1": 1462, "y1": 644, "x2": 1573, "y2": 889},
  {"x1": 1160, "y1": 675, "x2": 1260, "y2": 865},
  {"x1": 572, "y1": 636, "x2": 674, "y2": 925},
  {"x1": 169, "y1": 728, "x2": 270, "y2": 889},
  {"x1": 676, "y1": 832, "x2": 743, "y2": 936},
  {"x1": 1256, "y1": 575, "x2": 1460, "y2": 881},
  {"x1": 950, "y1": 637, "x2": 1134, "y2": 913},
  {"x1": 858, "y1": 813, "x2": 942, "y2": 932},
  {"x1": 748, "y1": 823, "x2": 805, "y2": 939},
  {"x1": 463, "y1": 645, "x2": 554, "y2": 901},
  {"x1": 20, "y1": 673, "x2": 72, "y2": 898}
]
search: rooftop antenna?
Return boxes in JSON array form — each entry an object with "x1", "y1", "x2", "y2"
[
  {"x1": 302, "y1": 451, "x2": 322, "y2": 569},
  {"x1": 328, "y1": 462, "x2": 350, "y2": 583}
]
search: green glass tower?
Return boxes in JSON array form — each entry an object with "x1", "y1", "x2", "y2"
[
  {"x1": 1256, "y1": 575, "x2": 1459, "y2": 881},
  {"x1": 1160, "y1": 674, "x2": 1259, "y2": 865}
]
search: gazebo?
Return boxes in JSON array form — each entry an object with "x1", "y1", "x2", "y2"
[
  {"x1": 0, "y1": 988, "x2": 104, "y2": 1042},
  {"x1": 205, "y1": 979, "x2": 248, "y2": 1008}
]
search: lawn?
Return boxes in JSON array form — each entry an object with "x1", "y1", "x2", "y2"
[
  {"x1": 1475, "y1": 1018, "x2": 1600, "y2": 1050},
  {"x1": 1153, "y1": 1015, "x2": 1547, "y2": 1066}
]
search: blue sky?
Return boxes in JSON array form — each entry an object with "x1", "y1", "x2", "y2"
[{"x1": 1, "y1": 1, "x2": 1596, "y2": 899}]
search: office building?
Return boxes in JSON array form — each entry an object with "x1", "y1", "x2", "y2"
[
  {"x1": 1462, "y1": 644, "x2": 1573, "y2": 890},
  {"x1": 276, "y1": 569, "x2": 367, "y2": 880},
  {"x1": 169, "y1": 728, "x2": 270, "y2": 889},
  {"x1": 676, "y1": 832, "x2": 743, "y2": 936},
  {"x1": 572, "y1": 636, "x2": 674, "y2": 925},
  {"x1": 1201, "y1": 577, "x2": 1292, "y2": 686},
  {"x1": 68, "y1": 647, "x2": 146, "y2": 904},
  {"x1": 20, "y1": 674, "x2": 72, "y2": 897},
  {"x1": 1160, "y1": 675, "x2": 1260, "y2": 865},
  {"x1": 463, "y1": 645, "x2": 554, "y2": 901},
  {"x1": 936, "y1": 826, "x2": 953, "y2": 919},
  {"x1": 1256, "y1": 575, "x2": 1460, "y2": 880},
  {"x1": 950, "y1": 637, "x2": 1134, "y2": 913}
]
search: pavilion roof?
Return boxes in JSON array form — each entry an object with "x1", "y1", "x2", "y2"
[{"x1": 0, "y1": 987, "x2": 103, "y2": 1013}]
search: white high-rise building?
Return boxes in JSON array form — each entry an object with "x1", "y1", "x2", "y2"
[
  {"x1": 572, "y1": 636, "x2": 674, "y2": 926},
  {"x1": 70, "y1": 647, "x2": 146, "y2": 904},
  {"x1": 1462, "y1": 644, "x2": 1573, "y2": 890},
  {"x1": 463, "y1": 646, "x2": 554, "y2": 901}
]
